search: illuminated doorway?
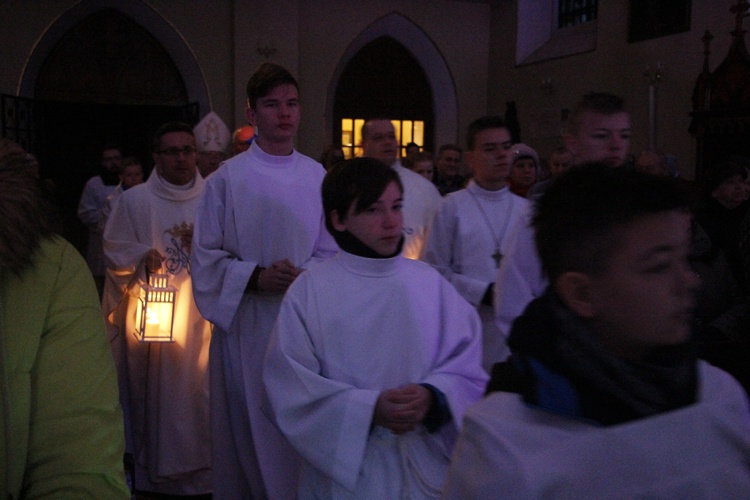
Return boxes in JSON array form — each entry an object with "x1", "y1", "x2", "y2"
[{"x1": 333, "y1": 36, "x2": 434, "y2": 159}]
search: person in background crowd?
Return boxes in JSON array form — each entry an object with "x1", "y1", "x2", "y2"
[
  {"x1": 78, "y1": 143, "x2": 123, "y2": 296},
  {"x1": 635, "y1": 150, "x2": 670, "y2": 177},
  {"x1": 319, "y1": 144, "x2": 345, "y2": 171},
  {"x1": 194, "y1": 111, "x2": 231, "y2": 178},
  {"x1": 360, "y1": 118, "x2": 441, "y2": 259},
  {"x1": 409, "y1": 150, "x2": 435, "y2": 181},
  {"x1": 527, "y1": 146, "x2": 574, "y2": 200},
  {"x1": 507, "y1": 143, "x2": 540, "y2": 198},
  {"x1": 231, "y1": 125, "x2": 255, "y2": 156},
  {"x1": 433, "y1": 144, "x2": 465, "y2": 196}
]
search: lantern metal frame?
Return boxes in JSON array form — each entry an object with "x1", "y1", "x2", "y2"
[{"x1": 133, "y1": 273, "x2": 177, "y2": 343}]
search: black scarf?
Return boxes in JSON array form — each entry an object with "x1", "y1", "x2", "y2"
[
  {"x1": 333, "y1": 230, "x2": 404, "y2": 259},
  {"x1": 496, "y1": 290, "x2": 697, "y2": 426}
]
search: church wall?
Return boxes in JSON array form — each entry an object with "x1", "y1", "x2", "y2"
[
  {"x1": 489, "y1": 1, "x2": 737, "y2": 180},
  {"x1": 294, "y1": 0, "x2": 490, "y2": 158},
  {"x1": 0, "y1": 0, "x2": 490, "y2": 160},
  {"x1": 148, "y1": 0, "x2": 235, "y2": 121}
]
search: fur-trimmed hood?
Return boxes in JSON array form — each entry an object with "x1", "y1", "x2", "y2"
[{"x1": 0, "y1": 153, "x2": 53, "y2": 273}]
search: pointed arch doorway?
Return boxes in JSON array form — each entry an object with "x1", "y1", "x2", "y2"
[
  {"x1": 333, "y1": 36, "x2": 434, "y2": 159},
  {"x1": 328, "y1": 13, "x2": 458, "y2": 160}
]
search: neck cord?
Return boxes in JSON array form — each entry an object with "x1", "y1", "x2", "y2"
[{"x1": 466, "y1": 183, "x2": 514, "y2": 268}]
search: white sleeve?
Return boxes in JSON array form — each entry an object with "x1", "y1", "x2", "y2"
[
  {"x1": 493, "y1": 218, "x2": 547, "y2": 339},
  {"x1": 443, "y1": 404, "x2": 531, "y2": 499},
  {"x1": 263, "y1": 280, "x2": 378, "y2": 492},
  {"x1": 422, "y1": 198, "x2": 490, "y2": 306},
  {"x1": 102, "y1": 193, "x2": 149, "y2": 271},
  {"x1": 190, "y1": 173, "x2": 256, "y2": 331},
  {"x1": 78, "y1": 178, "x2": 102, "y2": 229}
]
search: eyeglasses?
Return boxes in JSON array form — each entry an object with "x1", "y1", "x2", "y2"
[{"x1": 158, "y1": 146, "x2": 197, "y2": 157}]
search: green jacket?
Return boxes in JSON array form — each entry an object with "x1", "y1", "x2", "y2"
[{"x1": 1, "y1": 236, "x2": 129, "y2": 499}]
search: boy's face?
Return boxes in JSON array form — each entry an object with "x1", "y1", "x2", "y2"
[
  {"x1": 549, "y1": 151, "x2": 573, "y2": 177},
  {"x1": 436, "y1": 149, "x2": 462, "y2": 177},
  {"x1": 332, "y1": 181, "x2": 403, "y2": 256},
  {"x1": 245, "y1": 83, "x2": 300, "y2": 150},
  {"x1": 412, "y1": 160, "x2": 434, "y2": 181},
  {"x1": 566, "y1": 111, "x2": 631, "y2": 167},
  {"x1": 584, "y1": 210, "x2": 699, "y2": 359},
  {"x1": 712, "y1": 174, "x2": 746, "y2": 209},
  {"x1": 466, "y1": 127, "x2": 513, "y2": 190},
  {"x1": 120, "y1": 164, "x2": 143, "y2": 188}
]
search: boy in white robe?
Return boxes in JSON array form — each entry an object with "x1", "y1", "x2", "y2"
[
  {"x1": 444, "y1": 165, "x2": 750, "y2": 498},
  {"x1": 191, "y1": 63, "x2": 338, "y2": 499},
  {"x1": 264, "y1": 158, "x2": 488, "y2": 499},
  {"x1": 103, "y1": 122, "x2": 212, "y2": 496},
  {"x1": 494, "y1": 92, "x2": 632, "y2": 343},
  {"x1": 423, "y1": 116, "x2": 530, "y2": 370}
]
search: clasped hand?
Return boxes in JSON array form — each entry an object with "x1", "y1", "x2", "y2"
[
  {"x1": 259, "y1": 259, "x2": 303, "y2": 293},
  {"x1": 373, "y1": 384, "x2": 432, "y2": 435}
]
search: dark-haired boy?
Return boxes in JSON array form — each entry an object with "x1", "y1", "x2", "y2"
[
  {"x1": 192, "y1": 63, "x2": 337, "y2": 499},
  {"x1": 423, "y1": 116, "x2": 530, "y2": 371},
  {"x1": 444, "y1": 165, "x2": 750, "y2": 497},
  {"x1": 264, "y1": 157, "x2": 487, "y2": 498}
]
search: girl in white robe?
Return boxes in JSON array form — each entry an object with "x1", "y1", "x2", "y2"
[{"x1": 263, "y1": 158, "x2": 488, "y2": 499}]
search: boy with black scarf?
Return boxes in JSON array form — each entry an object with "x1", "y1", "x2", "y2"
[{"x1": 444, "y1": 165, "x2": 750, "y2": 497}]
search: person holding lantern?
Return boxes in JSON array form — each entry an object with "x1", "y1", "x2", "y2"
[{"x1": 103, "y1": 121, "x2": 212, "y2": 497}]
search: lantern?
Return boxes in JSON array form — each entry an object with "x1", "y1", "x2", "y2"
[{"x1": 133, "y1": 273, "x2": 177, "y2": 342}]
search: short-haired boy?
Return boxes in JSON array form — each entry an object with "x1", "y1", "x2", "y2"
[
  {"x1": 494, "y1": 92, "x2": 632, "y2": 353},
  {"x1": 264, "y1": 157, "x2": 487, "y2": 498},
  {"x1": 191, "y1": 63, "x2": 338, "y2": 498},
  {"x1": 444, "y1": 166, "x2": 750, "y2": 497}
]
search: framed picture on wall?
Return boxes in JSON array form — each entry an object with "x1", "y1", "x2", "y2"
[{"x1": 628, "y1": 0, "x2": 692, "y2": 43}]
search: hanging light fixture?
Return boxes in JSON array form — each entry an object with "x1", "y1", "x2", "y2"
[{"x1": 133, "y1": 273, "x2": 177, "y2": 342}]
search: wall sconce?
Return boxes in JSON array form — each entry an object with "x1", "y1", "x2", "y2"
[{"x1": 133, "y1": 273, "x2": 177, "y2": 343}]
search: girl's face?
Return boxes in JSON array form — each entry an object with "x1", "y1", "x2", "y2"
[
  {"x1": 332, "y1": 181, "x2": 403, "y2": 256},
  {"x1": 510, "y1": 158, "x2": 537, "y2": 188}
]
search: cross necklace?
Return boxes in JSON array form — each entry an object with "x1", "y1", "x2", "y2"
[{"x1": 467, "y1": 185, "x2": 514, "y2": 268}]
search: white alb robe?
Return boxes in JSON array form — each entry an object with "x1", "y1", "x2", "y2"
[
  {"x1": 78, "y1": 175, "x2": 117, "y2": 276},
  {"x1": 103, "y1": 171, "x2": 212, "y2": 495},
  {"x1": 423, "y1": 181, "x2": 531, "y2": 370},
  {"x1": 191, "y1": 143, "x2": 338, "y2": 500},
  {"x1": 393, "y1": 161, "x2": 442, "y2": 259},
  {"x1": 493, "y1": 210, "x2": 547, "y2": 340},
  {"x1": 264, "y1": 251, "x2": 488, "y2": 499},
  {"x1": 444, "y1": 362, "x2": 750, "y2": 498}
]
